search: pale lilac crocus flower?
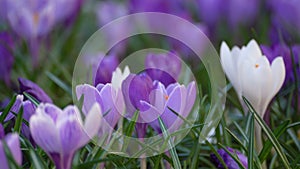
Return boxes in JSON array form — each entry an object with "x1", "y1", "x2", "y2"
[
  {"x1": 30, "y1": 103, "x2": 102, "y2": 169},
  {"x1": 0, "y1": 125, "x2": 22, "y2": 169},
  {"x1": 122, "y1": 72, "x2": 196, "y2": 136},
  {"x1": 0, "y1": 32, "x2": 14, "y2": 86}
]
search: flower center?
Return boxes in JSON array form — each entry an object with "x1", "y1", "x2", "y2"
[
  {"x1": 164, "y1": 95, "x2": 169, "y2": 100},
  {"x1": 255, "y1": 64, "x2": 259, "y2": 68},
  {"x1": 33, "y1": 13, "x2": 39, "y2": 26}
]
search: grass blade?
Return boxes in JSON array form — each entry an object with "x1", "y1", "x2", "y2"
[
  {"x1": 248, "y1": 113, "x2": 254, "y2": 169},
  {"x1": 0, "y1": 95, "x2": 16, "y2": 123},
  {"x1": 14, "y1": 106, "x2": 23, "y2": 134},
  {"x1": 158, "y1": 117, "x2": 182, "y2": 169},
  {"x1": 243, "y1": 96, "x2": 291, "y2": 169}
]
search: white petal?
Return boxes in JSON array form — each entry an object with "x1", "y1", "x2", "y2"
[
  {"x1": 81, "y1": 103, "x2": 102, "y2": 146},
  {"x1": 271, "y1": 57, "x2": 286, "y2": 97},
  {"x1": 29, "y1": 113, "x2": 61, "y2": 153}
]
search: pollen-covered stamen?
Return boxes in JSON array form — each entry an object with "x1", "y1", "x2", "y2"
[
  {"x1": 255, "y1": 64, "x2": 259, "y2": 68},
  {"x1": 33, "y1": 13, "x2": 39, "y2": 26},
  {"x1": 164, "y1": 95, "x2": 169, "y2": 100}
]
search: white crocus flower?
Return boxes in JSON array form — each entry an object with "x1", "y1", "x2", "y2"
[
  {"x1": 111, "y1": 66, "x2": 130, "y2": 90},
  {"x1": 220, "y1": 39, "x2": 286, "y2": 155},
  {"x1": 220, "y1": 39, "x2": 285, "y2": 117}
]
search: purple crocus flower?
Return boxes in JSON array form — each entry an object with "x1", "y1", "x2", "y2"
[
  {"x1": 0, "y1": 129, "x2": 22, "y2": 169},
  {"x1": 261, "y1": 44, "x2": 300, "y2": 83},
  {"x1": 0, "y1": 32, "x2": 14, "y2": 86},
  {"x1": 129, "y1": 0, "x2": 189, "y2": 19},
  {"x1": 6, "y1": 0, "x2": 55, "y2": 39},
  {"x1": 269, "y1": 0, "x2": 300, "y2": 39},
  {"x1": 94, "y1": 55, "x2": 119, "y2": 85},
  {"x1": 145, "y1": 52, "x2": 181, "y2": 86},
  {"x1": 197, "y1": 0, "x2": 225, "y2": 27},
  {"x1": 54, "y1": 0, "x2": 83, "y2": 23},
  {"x1": 30, "y1": 103, "x2": 102, "y2": 169},
  {"x1": 122, "y1": 73, "x2": 196, "y2": 134},
  {"x1": 211, "y1": 147, "x2": 248, "y2": 169},
  {"x1": 18, "y1": 77, "x2": 53, "y2": 103},
  {"x1": 76, "y1": 83, "x2": 124, "y2": 140}
]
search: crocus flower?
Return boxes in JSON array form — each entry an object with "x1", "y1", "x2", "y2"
[
  {"x1": 18, "y1": 77, "x2": 53, "y2": 103},
  {"x1": 94, "y1": 55, "x2": 119, "y2": 85},
  {"x1": 0, "y1": 128, "x2": 22, "y2": 169},
  {"x1": 76, "y1": 66, "x2": 129, "y2": 140},
  {"x1": 0, "y1": 32, "x2": 14, "y2": 86},
  {"x1": 95, "y1": 1, "x2": 129, "y2": 55},
  {"x1": 220, "y1": 40, "x2": 285, "y2": 117},
  {"x1": 122, "y1": 73, "x2": 196, "y2": 134},
  {"x1": 30, "y1": 103, "x2": 101, "y2": 169},
  {"x1": 210, "y1": 147, "x2": 248, "y2": 169},
  {"x1": 6, "y1": 0, "x2": 55, "y2": 39},
  {"x1": 145, "y1": 52, "x2": 181, "y2": 86},
  {"x1": 220, "y1": 40, "x2": 285, "y2": 152},
  {"x1": 269, "y1": 0, "x2": 300, "y2": 39},
  {"x1": 54, "y1": 0, "x2": 83, "y2": 23},
  {"x1": 261, "y1": 43, "x2": 300, "y2": 83}
]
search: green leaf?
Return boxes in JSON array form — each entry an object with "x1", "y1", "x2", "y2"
[
  {"x1": 46, "y1": 71, "x2": 72, "y2": 96},
  {"x1": 243, "y1": 97, "x2": 291, "y2": 169},
  {"x1": 158, "y1": 117, "x2": 182, "y2": 169},
  {"x1": 23, "y1": 92, "x2": 40, "y2": 107},
  {"x1": 122, "y1": 110, "x2": 139, "y2": 152},
  {"x1": 29, "y1": 149, "x2": 48, "y2": 169},
  {"x1": 248, "y1": 113, "x2": 254, "y2": 169},
  {"x1": 0, "y1": 95, "x2": 16, "y2": 123},
  {"x1": 14, "y1": 106, "x2": 23, "y2": 133},
  {"x1": 259, "y1": 120, "x2": 289, "y2": 162}
]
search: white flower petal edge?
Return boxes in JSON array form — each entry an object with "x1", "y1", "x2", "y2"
[{"x1": 111, "y1": 66, "x2": 130, "y2": 90}]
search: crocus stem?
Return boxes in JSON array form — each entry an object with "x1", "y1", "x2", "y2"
[
  {"x1": 255, "y1": 122, "x2": 267, "y2": 169},
  {"x1": 30, "y1": 38, "x2": 40, "y2": 68},
  {"x1": 140, "y1": 158, "x2": 147, "y2": 169}
]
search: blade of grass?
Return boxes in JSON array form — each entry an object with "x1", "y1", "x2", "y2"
[
  {"x1": 259, "y1": 120, "x2": 289, "y2": 162},
  {"x1": 158, "y1": 117, "x2": 181, "y2": 169},
  {"x1": 14, "y1": 106, "x2": 23, "y2": 133},
  {"x1": 23, "y1": 92, "x2": 40, "y2": 107},
  {"x1": 248, "y1": 113, "x2": 254, "y2": 169},
  {"x1": 0, "y1": 95, "x2": 16, "y2": 123},
  {"x1": 243, "y1": 96, "x2": 291, "y2": 169},
  {"x1": 46, "y1": 71, "x2": 72, "y2": 96}
]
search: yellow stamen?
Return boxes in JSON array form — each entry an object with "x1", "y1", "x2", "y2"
[
  {"x1": 164, "y1": 95, "x2": 169, "y2": 100},
  {"x1": 255, "y1": 64, "x2": 259, "y2": 68},
  {"x1": 33, "y1": 13, "x2": 39, "y2": 26}
]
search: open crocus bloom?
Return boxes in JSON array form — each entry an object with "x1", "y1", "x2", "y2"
[
  {"x1": 122, "y1": 72, "x2": 196, "y2": 133},
  {"x1": 0, "y1": 127, "x2": 22, "y2": 169},
  {"x1": 220, "y1": 40, "x2": 286, "y2": 117},
  {"x1": 29, "y1": 103, "x2": 101, "y2": 169}
]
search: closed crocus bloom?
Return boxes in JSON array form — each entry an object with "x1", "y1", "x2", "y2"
[
  {"x1": 220, "y1": 40, "x2": 285, "y2": 117},
  {"x1": 0, "y1": 131, "x2": 22, "y2": 169},
  {"x1": 18, "y1": 77, "x2": 53, "y2": 103},
  {"x1": 94, "y1": 55, "x2": 119, "y2": 85},
  {"x1": 211, "y1": 147, "x2": 247, "y2": 169},
  {"x1": 0, "y1": 32, "x2": 14, "y2": 86},
  {"x1": 30, "y1": 103, "x2": 101, "y2": 169},
  {"x1": 145, "y1": 52, "x2": 181, "y2": 86}
]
